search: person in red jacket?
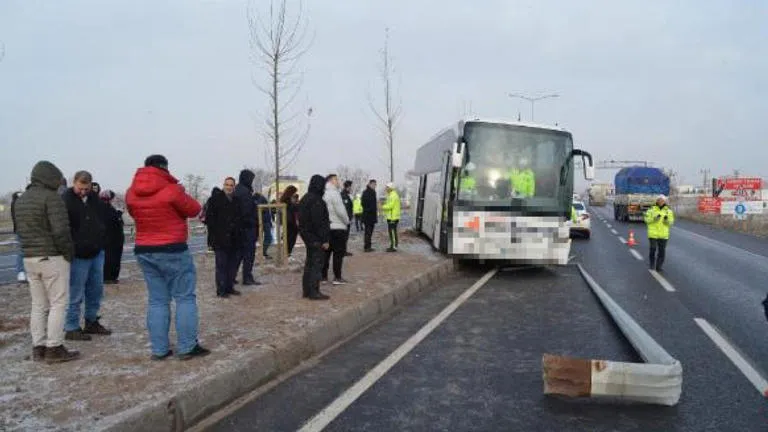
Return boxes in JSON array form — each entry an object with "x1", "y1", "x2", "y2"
[{"x1": 126, "y1": 155, "x2": 210, "y2": 361}]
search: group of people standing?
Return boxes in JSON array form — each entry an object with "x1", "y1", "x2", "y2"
[{"x1": 14, "y1": 165, "x2": 123, "y2": 363}]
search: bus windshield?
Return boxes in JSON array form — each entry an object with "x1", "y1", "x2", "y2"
[{"x1": 457, "y1": 122, "x2": 573, "y2": 211}]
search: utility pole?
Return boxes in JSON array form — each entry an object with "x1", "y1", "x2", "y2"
[
  {"x1": 699, "y1": 169, "x2": 710, "y2": 190},
  {"x1": 507, "y1": 93, "x2": 559, "y2": 122}
]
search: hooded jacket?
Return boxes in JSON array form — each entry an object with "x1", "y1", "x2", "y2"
[
  {"x1": 234, "y1": 169, "x2": 258, "y2": 234},
  {"x1": 361, "y1": 185, "x2": 378, "y2": 224},
  {"x1": 644, "y1": 203, "x2": 674, "y2": 239},
  {"x1": 14, "y1": 161, "x2": 74, "y2": 261},
  {"x1": 324, "y1": 182, "x2": 351, "y2": 230},
  {"x1": 126, "y1": 166, "x2": 201, "y2": 253},
  {"x1": 205, "y1": 187, "x2": 242, "y2": 249},
  {"x1": 298, "y1": 175, "x2": 330, "y2": 247}
]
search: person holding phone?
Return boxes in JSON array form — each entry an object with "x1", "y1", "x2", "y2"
[{"x1": 644, "y1": 194, "x2": 675, "y2": 272}]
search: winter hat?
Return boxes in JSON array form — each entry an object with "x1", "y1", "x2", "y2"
[
  {"x1": 656, "y1": 194, "x2": 667, "y2": 202},
  {"x1": 144, "y1": 154, "x2": 169, "y2": 170},
  {"x1": 386, "y1": 182, "x2": 395, "y2": 189}
]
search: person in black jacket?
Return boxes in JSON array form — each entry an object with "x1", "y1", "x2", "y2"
[
  {"x1": 100, "y1": 190, "x2": 125, "y2": 285},
  {"x1": 361, "y1": 179, "x2": 378, "y2": 252},
  {"x1": 279, "y1": 185, "x2": 300, "y2": 259},
  {"x1": 233, "y1": 169, "x2": 261, "y2": 286},
  {"x1": 205, "y1": 177, "x2": 242, "y2": 298},
  {"x1": 299, "y1": 174, "x2": 331, "y2": 300},
  {"x1": 341, "y1": 180, "x2": 354, "y2": 257},
  {"x1": 62, "y1": 171, "x2": 112, "y2": 341}
]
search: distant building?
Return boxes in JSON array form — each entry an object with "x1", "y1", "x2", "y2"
[{"x1": 262, "y1": 175, "x2": 306, "y2": 201}]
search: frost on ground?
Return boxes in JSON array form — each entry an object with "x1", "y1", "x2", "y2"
[{"x1": 0, "y1": 229, "x2": 444, "y2": 431}]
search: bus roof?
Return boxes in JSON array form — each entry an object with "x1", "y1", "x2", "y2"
[{"x1": 462, "y1": 117, "x2": 571, "y2": 134}]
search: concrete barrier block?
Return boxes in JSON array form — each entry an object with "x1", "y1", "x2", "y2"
[
  {"x1": 99, "y1": 399, "x2": 177, "y2": 432},
  {"x1": 336, "y1": 307, "x2": 362, "y2": 339},
  {"x1": 393, "y1": 283, "x2": 411, "y2": 305},
  {"x1": 177, "y1": 348, "x2": 277, "y2": 428},
  {"x1": 307, "y1": 317, "x2": 341, "y2": 354},
  {"x1": 273, "y1": 334, "x2": 312, "y2": 373},
  {"x1": 357, "y1": 298, "x2": 381, "y2": 325},
  {"x1": 377, "y1": 292, "x2": 396, "y2": 313}
]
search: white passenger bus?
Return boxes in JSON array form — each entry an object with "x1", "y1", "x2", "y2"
[{"x1": 409, "y1": 118, "x2": 595, "y2": 266}]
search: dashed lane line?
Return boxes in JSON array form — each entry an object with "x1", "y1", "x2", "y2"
[
  {"x1": 629, "y1": 249, "x2": 643, "y2": 261},
  {"x1": 649, "y1": 270, "x2": 675, "y2": 292},
  {"x1": 694, "y1": 318, "x2": 768, "y2": 398},
  {"x1": 297, "y1": 268, "x2": 499, "y2": 432},
  {"x1": 610, "y1": 229, "x2": 618, "y2": 235},
  {"x1": 619, "y1": 237, "x2": 627, "y2": 244}
]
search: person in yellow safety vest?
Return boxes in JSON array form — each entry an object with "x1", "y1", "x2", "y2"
[
  {"x1": 381, "y1": 182, "x2": 401, "y2": 252},
  {"x1": 643, "y1": 194, "x2": 674, "y2": 272},
  {"x1": 460, "y1": 175, "x2": 476, "y2": 193},
  {"x1": 509, "y1": 167, "x2": 535, "y2": 197},
  {"x1": 352, "y1": 194, "x2": 363, "y2": 232},
  {"x1": 570, "y1": 206, "x2": 578, "y2": 223}
]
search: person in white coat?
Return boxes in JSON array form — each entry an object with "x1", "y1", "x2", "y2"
[{"x1": 322, "y1": 174, "x2": 351, "y2": 285}]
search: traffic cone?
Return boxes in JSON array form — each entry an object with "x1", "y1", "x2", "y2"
[{"x1": 627, "y1": 230, "x2": 637, "y2": 247}]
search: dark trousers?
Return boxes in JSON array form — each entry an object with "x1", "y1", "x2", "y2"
[
  {"x1": 303, "y1": 245, "x2": 325, "y2": 297},
  {"x1": 236, "y1": 230, "x2": 257, "y2": 282},
  {"x1": 287, "y1": 225, "x2": 299, "y2": 255},
  {"x1": 104, "y1": 243, "x2": 123, "y2": 281},
  {"x1": 215, "y1": 248, "x2": 238, "y2": 296},
  {"x1": 364, "y1": 222, "x2": 375, "y2": 250},
  {"x1": 323, "y1": 230, "x2": 348, "y2": 280},
  {"x1": 649, "y1": 238, "x2": 668, "y2": 270},
  {"x1": 387, "y1": 219, "x2": 399, "y2": 249},
  {"x1": 354, "y1": 215, "x2": 363, "y2": 231}
]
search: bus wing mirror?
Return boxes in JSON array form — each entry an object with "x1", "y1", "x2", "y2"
[
  {"x1": 572, "y1": 149, "x2": 595, "y2": 180},
  {"x1": 451, "y1": 138, "x2": 465, "y2": 168},
  {"x1": 584, "y1": 163, "x2": 595, "y2": 180}
]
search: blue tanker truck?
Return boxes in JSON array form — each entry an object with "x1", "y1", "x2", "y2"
[{"x1": 613, "y1": 166, "x2": 670, "y2": 222}]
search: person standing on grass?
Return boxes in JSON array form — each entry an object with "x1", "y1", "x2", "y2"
[
  {"x1": 11, "y1": 191, "x2": 27, "y2": 283},
  {"x1": 15, "y1": 161, "x2": 80, "y2": 363},
  {"x1": 62, "y1": 171, "x2": 112, "y2": 341},
  {"x1": 279, "y1": 185, "x2": 300, "y2": 260},
  {"x1": 299, "y1": 175, "x2": 331, "y2": 300},
  {"x1": 382, "y1": 182, "x2": 401, "y2": 252},
  {"x1": 361, "y1": 179, "x2": 378, "y2": 252},
  {"x1": 353, "y1": 193, "x2": 363, "y2": 232},
  {"x1": 233, "y1": 169, "x2": 261, "y2": 286},
  {"x1": 100, "y1": 190, "x2": 125, "y2": 285},
  {"x1": 126, "y1": 155, "x2": 210, "y2": 361},
  {"x1": 644, "y1": 194, "x2": 674, "y2": 272},
  {"x1": 205, "y1": 177, "x2": 242, "y2": 298},
  {"x1": 322, "y1": 174, "x2": 351, "y2": 285}
]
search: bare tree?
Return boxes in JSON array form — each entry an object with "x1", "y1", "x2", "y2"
[
  {"x1": 336, "y1": 165, "x2": 371, "y2": 195},
  {"x1": 182, "y1": 174, "x2": 207, "y2": 202},
  {"x1": 368, "y1": 28, "x2": 403, "y2": 183},
  {"x1": 247, "y1": 0, "x2": 313, "y2": 198},
  {"x1": 0, "y1": 41, "x2": 5, "y2": 63}
]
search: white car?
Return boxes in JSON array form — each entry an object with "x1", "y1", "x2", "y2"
[{"x1": 568, "y1": 200, "x2": 591, "y2": 239}]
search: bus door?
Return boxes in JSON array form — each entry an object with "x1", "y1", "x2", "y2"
[{"x1": 438, "y1": 152, "x2": 453, "y2": 252}]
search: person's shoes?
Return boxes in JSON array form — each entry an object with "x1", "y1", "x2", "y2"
[
  {"x1": 84, "y1": 318, "x2": 112, "y2": 335},
  {"x1": 386, "y1": 247, "x2": 397, "y2": 253},
  {"x1": 332, "y1": 278, "x2": 349, "y2": 285},
  {"x1": 242, "y1": 279, "x2": 262, "y2": 286},
  {"x1": 217, "y1": 293, "x2": 230, "y2": 298},
  {"x1": 32, "y1": 345, "x2": 46, "y2": 362},
  {"x1": 17, "y1": 272, "x2": 27, "y2": 283},
  {"x1": 655, "y1": 266, "x2": 663, "y2": 272},
  {"x1": 44, "y1": 345, "x2": 80, "y2": 364},
  {"x1": 320, "y1": 278, "x2": 329, "y2": 285},
  {"x1": 178, "y1": 344, "x2": 211, "y2": 361},
  {"x1": 151, "y1": 350, "x2": 173, "y2": 361},
  {"x1": 364, "y1": 248, "x2": 374, "y2": 253},
  {"x1": 309, "y1": 293, "x2": 330, "y2": 300},
  {"x1": 229, "y1": 289, "x2": 242, "y2": 296},
  {"x1": 65, "y1": 329, "x2": 92, "y2": 341},
  {"x1": 344, "y1": 252, "x2": 353, "y2": 257},
  {"x1": 104, "y1": 279, "x2": 119, "y2": 285}
]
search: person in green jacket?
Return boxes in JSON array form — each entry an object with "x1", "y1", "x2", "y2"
[
  {"x1": 352, "y1": 194, "x2": 363, "y2": 232},
  {"x1": 509, "y1": 158, "x2": 535, "y2": 197},
  {"x1": 644, "y1": 194, "x2": 675, "y2": 272},
  {"x1": 570, "y1": 206, "x2": 578, "y2": 223},
  {"x1": 381, "y1": 183, "x2": 401, "y2": 252}
]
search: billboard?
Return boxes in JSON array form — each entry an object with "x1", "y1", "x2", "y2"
[
  {"x1": 720, "y1": 201, "x2": 765, "y2": 216},
  {"x1": 713, "y1": 177, "x2": 762, "y2": 201},
  {"x1": 697, "y1": 197, "x2": 721, "y2": 214}
]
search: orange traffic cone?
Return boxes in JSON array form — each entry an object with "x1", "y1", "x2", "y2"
[{"x1": 627, "y1": 230, "x2": 637, "y2": 247}]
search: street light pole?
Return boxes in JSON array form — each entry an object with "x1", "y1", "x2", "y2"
[{"x1": 507, "y1": 93, "x2": 559, "y2": 121}]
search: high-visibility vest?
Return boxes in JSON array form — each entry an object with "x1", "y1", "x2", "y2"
[{"x1": 509, "y1": 169, "x2": 535, "y2": 197}]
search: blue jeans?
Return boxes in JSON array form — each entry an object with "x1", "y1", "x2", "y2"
[
  {"x1": 15, "y1": 234, "x2": 25, "y2": 274},
  {"x1": 66, "y1": 251, "x2": 105, "y2": 331},
  {"x1": 136, "y1": 250, "x2": 199, "y2": 356}
]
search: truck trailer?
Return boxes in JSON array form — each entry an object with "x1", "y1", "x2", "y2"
[{"x1": 613, "y1": 167, "x2": 670, "y2": 222}]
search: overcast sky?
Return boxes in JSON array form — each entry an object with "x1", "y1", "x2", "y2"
[{"x1": 1, "y1": 0, "x2": 766, "y2": 194}]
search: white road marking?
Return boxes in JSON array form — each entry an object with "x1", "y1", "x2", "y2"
[
  {"x1": 674, "y1": 227, "x2": 767, "y2": 261},
  {"x1": 694, "y1": 318, "x2": 768, "y2": 397},
  {"x1": 606, "y1": 224, "x2": 613, "y2": 229},
  {"x1": 568, "y1": 255, "x2": 576, "y2": 263},
  {"x1": 297, "y1": 268, "x2": 499, "y2": 432},
  {"x1": 610, "y1": 229, "x2": 618, "y2": 235},
  {"x1": 629, "y1": 249, "x2": 643, "y2": 260},
  {"x1": 649, "y1": 270, "x2": 675, "y2": 292},
  {"x1": 619, "y1": 237, "x2": 627, "y2": 244}
]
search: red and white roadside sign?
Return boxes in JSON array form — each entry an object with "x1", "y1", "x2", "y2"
[
  {"x1": 714, "y1": 177, "x2": 762, "y2": 201},
  {"x1": 697, "y1": 197, "x2": 722, "y2": 214}
]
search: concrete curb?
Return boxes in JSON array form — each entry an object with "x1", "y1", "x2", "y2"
[{"x1": 97, "y1": 259, "x2": 454, "y2": 432}]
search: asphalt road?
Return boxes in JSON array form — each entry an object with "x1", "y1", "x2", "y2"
[{"x1": 202, "y1": 212, "x2": 768, "y2": 431}]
